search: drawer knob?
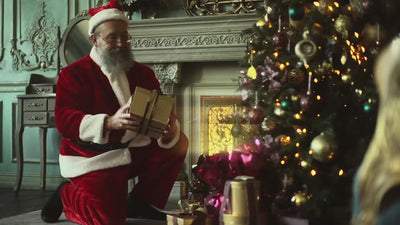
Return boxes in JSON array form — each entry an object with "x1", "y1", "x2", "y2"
[
  {"x1": 28, "y1": 115, "x2": 44, "y2": 121},
  {"x1": 27, "y1": 102, "x2": 44, "y2": 107}
]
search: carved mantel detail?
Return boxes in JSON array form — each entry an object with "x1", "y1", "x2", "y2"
[
  {"x1": 184, "y1": 0, "x2": 264, "y2": 16},
  {"x1": 128, "y1": 14, "x2": 257, "y2": 63},
  {"x1": 150, "y1": 63, "x2": 181, "y2": 95},
  {"x1": 132, "y1": 33, "x2": 247, "y2": 49}
]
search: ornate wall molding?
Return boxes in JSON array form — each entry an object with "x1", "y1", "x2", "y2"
[
  {"x1": 11, "y1": 2, "x2": 59, "y2": 71},
  {"x1": 0, "y1": 82, "x2": 26, "y2": 93},
  {"x1": 184, "y1": 0, "x2": 264, "y2": 16},
  {"x1": 129, "y1": 14, "x2": 257, "y2": 63}
]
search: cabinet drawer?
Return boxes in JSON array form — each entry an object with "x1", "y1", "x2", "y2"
[
  {"x1": 23, "y1": 112, "x2": 47, "y2": 125},
  {"x1": 28, "y1": 84, "x2": 55, "y2": 94},
  {"x1": 23, "y1": 99, "x2": 47, "y2": 111}
]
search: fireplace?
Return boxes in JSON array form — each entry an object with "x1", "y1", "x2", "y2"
[{"x1": 128, "y1": 14, "x2": 257, "y2": 178}]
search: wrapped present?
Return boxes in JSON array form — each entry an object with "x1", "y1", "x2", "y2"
[
  {"x1": 279, "y1": 217, "x2": 309, "y2": 225},
  {"x1": 220, "y1": 176, "x2": 267, "y2": 225},
  {"x1": 167, "y1": 214, "x2": 195, "y2": 225},
  {"x1": 167, "y1": 213, "x2": 216, "y2": 225},
  {"x1": 168, "y1": 200, "x2": 217, "y2": 225},
  {"x1": 130, "y1": 86, "x2": 175, "y2": 139}
]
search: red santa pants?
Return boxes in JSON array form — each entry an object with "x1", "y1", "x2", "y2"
[{"x1": 60, "y1": 137, "x2": 188, "y2": 225}]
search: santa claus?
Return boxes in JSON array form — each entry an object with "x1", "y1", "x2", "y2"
[{"x1": 41, "y1": 1, "x2": 188, "y2": 224}]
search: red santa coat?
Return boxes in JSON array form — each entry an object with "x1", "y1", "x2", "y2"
[{"x1": 55, "y1": 48, "x2": 180, "y2": 178}]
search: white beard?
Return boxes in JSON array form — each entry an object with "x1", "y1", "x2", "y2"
[{"x1": 96, "y1": 45, "x2": 134, "y2": 74}]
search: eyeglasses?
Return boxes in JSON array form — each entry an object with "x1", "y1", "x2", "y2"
[{"x1": 98, "y1": 33, "x2": 132, "y2": 45}]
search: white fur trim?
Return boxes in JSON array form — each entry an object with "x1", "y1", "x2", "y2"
[
  {"x1": 121, "y1": 130, "x2": 137, "y2": 143},
  {"x1": 157, "y1": 120, "x2": 181, "y2": 149},
  {"x1": 90, "y1": 47, "x2": 131, "y2": 107},
  {"x1": 102, "y1": 68, "x2": 130, "y2": 107},
  {"x1": 80, "y1": 114, "x2": 109, "y2": 144},
  {"x1": 59, "y1": 148, "x2": 131, "y2": 178},
  {"x1": 88, "y1": 8, "x2": 129, "y2": 35},
  {"x1": 128, "y1": 134, "x2": 152, "y2": 147}
]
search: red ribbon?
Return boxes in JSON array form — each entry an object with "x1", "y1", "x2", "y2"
[{"x1": 89, "y1": 0, "x2": 123, "y2": 17}]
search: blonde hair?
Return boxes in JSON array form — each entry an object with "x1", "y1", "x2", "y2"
[{"x1": 352, "y1": 37, "x2": 400, "y2": 225}]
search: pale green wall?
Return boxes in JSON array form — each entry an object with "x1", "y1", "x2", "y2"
[
  {"x1": 0, "y1": 0, "x2": 250, "y2": 191},
  {"x1": 0, "y1": 0, "x2": 189, "y2": 190},
  {"x1": 0, "y1": 0, "x2": 105, "y2": 190}
]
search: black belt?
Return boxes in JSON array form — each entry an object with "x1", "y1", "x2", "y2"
[{"x1": 72, "y1": 139, "x2": 129, "y2": 152}]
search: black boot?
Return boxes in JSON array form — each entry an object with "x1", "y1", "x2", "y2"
[
  {"x1": 41, "y1": 181, "x2": 70, "y2": 223},
  {"x1": 126, "y1": 196, "x2": 166, "y2": 220}
]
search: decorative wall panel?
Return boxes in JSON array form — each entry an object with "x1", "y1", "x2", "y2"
[{"x1": 10, "y1": 0, "x2": 73, "y2": 72}]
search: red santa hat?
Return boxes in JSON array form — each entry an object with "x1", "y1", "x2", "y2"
[{"x1": 88, "y1": 0, "x2": 129, "y2": 35}]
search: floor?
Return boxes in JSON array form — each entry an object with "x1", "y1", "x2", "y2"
[
  {"x1": 0, "y1": 188, "x2": 312, "y2": 225},
  {"x1": 0, "y1": 187, "x2": 181, "y2": 220},
  {"x1": 0, "y1": 188, "x2": 53, "y2": 219}
]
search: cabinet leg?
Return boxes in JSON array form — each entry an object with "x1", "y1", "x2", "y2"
[
  {"x1": 39, "y1": 127, "x2": 47, "y2": 191},
  {"x1": 14, "y1": 126, "x2": 24, "y2": 194}
]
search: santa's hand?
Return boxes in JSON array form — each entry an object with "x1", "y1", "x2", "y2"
[
  {"x1": 160, "y1": 110, "x2": 178, "y2": 143},
  {"x1": 104, "y1": 103, "x2": 142, "y2": 132}
]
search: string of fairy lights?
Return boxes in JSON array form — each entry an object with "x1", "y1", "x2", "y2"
[{"x1": 237, "y1": 0, "x2": 377, "y2": 189}]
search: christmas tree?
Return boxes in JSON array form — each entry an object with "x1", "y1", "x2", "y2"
[
  {"x1": 192, "y1": 1, "x2": 400, "y2": 225},
  {"x1": 233, "y1": 0, "x2": 400, "y2": 224}
]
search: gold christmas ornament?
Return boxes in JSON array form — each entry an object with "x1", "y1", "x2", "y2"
[
  {"x1": 290, "y1": 18, "x2": 303, "y2": 30},
  {"x1": 295, "y1": 30, "x2": 317, "y2": 65},
  {"x1": 310, "y1": 133, "x2": 338, "y2": 162},
  {"x1": 274, "y1": 105, "x2": 286, "y2": 116},
  {"x1": 247, "y1": 51, "x2": 257, "y2": 79},
  {"x1": 291, "y1": 191, "x2": 308, "y2": 207},
  {"x1": 316, "y1": 0, "x2": 334, "y2": 15},
  {"x1": 316, "y1": 61, "x2": 333, "y2": 74},
  {"x1": 341, "y1": 69, "x2": 352, "y2": 83},
  {"x1": 341, "y1": 52, "x2": 348, "y2": 65},
  {"x1": 256, "y1": 18, "x2": 266, "y2": 27},
  {"x1": 300, "y1": 160, "x2": 309, "y2": 168},
  {"x1": 335, "y1": 15, "x2": 352, "y2": 39},
  {"x1": 261, "y1": 119, "x2": 277, "y2": 133},
  {"x1": 261, "y1": 118, "x2": 269, "y2": 131},
  {"x1": 288, "y1": 69, "x2": 305, "y2": 86},
  {"x1": 311, "y1": 23, "x2": 325, "y2": 38},
  {"x1": 247, "y1": 66, "x2": 257, "y2": 79},
  {"x1": 291, "y1": 94, "x2": 301, "y2": 102}
]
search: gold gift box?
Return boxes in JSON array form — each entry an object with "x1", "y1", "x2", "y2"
[
  {"x1": 166, "y1": 214, "x2": 195, "y2": 225},
  {"x1": 130, "y1": 86, "x2": 175, "y2": 139}
]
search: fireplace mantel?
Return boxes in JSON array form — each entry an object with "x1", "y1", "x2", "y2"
[{"x1": 128, "y1": 14, "x2": 257, "y2": 64}]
